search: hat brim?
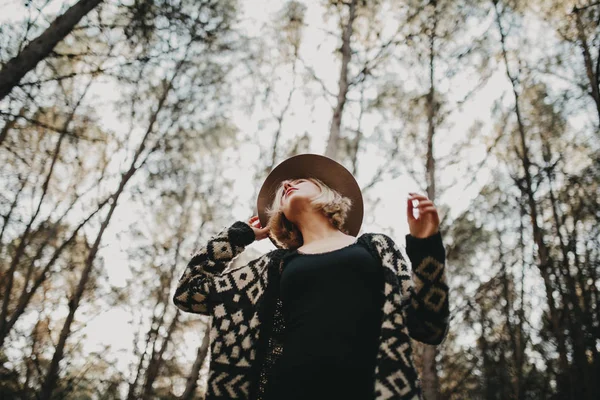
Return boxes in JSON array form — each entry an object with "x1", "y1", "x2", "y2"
[{"x1": 257, "y1": 154, "x2": 364, "y2": 249}]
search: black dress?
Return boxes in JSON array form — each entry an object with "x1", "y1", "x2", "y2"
[{"x1": 267, "y1": 241, "x2": 385, "y2": 400}]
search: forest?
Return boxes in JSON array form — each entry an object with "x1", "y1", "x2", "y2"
[{"x1": 0, "y1": 0, "x2": 598, "y2": 399}]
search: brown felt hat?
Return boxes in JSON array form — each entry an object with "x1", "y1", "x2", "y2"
[{"x1": 257, "y1": 153, "x2": 364, "y2": 248}]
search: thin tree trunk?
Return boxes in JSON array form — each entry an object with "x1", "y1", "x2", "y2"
[
  {"x1": 0, "y1": 135, "x2": 66, "y2": 343},
  {"x1": 0, "y1": 80, "x2": 91, "y2": 346},
  {"x1": 499, "y1": 240, "x2": 519, "y2": 399},
  {"x1": 0, "y1": 193, "x2": 109, "y2": 349},
  {"x1": 0, "y1": 107, "x2": 23, "y2": 146},
  {"x1": 516, "y1": 205, "x2": 527, "y2": 400},
  {"x1": 126, "y1": 342, "x2": 148, "y2": 400},
  {"x1": 350, "y1": 83, "x2": 366, "y2": 175},
  {"x1": 268, "y1": 58, "x2": 298, "y2": 172},
  {"x1": 573, "y1": 6, "x2": 600, "y2": 128},
  {"x1": 180, "y1": 322, "x2": 211, "y2": 400},
  {"x1": 577, "y1": 230, "x2": 600, "y2": 374},
  {"x1": 141, "y1": 310, "x2": 180, "y2": 400},
  {"x1": 542, "y1": 142, "x2": 592, "y2": 399},
  {"x1": 425, "y1": 16, "x2": 437, "y2": 205},
  {"x1": 419, "y1": 6, "x2": 440, "y2": 399},
  {"x1": 38, "y1": 55, "x2": 185, "y2": 399},
  {"x1": 138, "y1": 230, "x2": 186, "y2": 398},
  {"x1": 325, "y1": 0, "x2": 357, "y2": 160},
  {"x1": 21, "y1": 319, "x2": 42, "y2": 398},
  {"x1": 0, "y1": 0, "x2": 104, "y2": 101},
  {"x1": 479, "y1": 306, "x2": 494, "y2": 400},
  {"x1": 583, "y1": 235, "x2": 600, "y2": 388},
  {"x1": 0, "y1": 172, "x2": 28, "y2": 262},
  {"x1": 493, "y1": 1, "x2": 571, "y2": 396},
  {"x1": 127, "y1": 299, "x2": 168, "y2": 400},
  {"x1": 38, "y1": 178, "x2": 127, "y2": 400}
]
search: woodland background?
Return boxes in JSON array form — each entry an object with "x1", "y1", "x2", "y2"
[{"x1": 0, "y1": 0, "x2": 599, "y2": 399}]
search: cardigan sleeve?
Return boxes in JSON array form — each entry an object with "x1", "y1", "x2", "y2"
[
  {"x1": 403, "y1": 231, "x2": 449, "y2": 345},
  {"x1": 172, "y1": 221, "x2": 256, "y2": 315}
]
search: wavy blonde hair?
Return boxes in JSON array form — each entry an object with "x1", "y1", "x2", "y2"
[{"x1": 265, "y1": 177, "x2": 353, "y2": 249}]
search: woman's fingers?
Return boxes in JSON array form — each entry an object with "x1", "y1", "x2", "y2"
[
  {"x1": 247, "y1": 215, "x2": 270, "y2": 240},
  {"x1": 255, "y1": 226, "x2": 270, "y2": 240},
  {"x1": 419, "y1": 206, "x2": 438, "y2": 214},
  {"x1": 407, "y1": 195, "x2": 437, "y2": 218},
  {"x1": 407, "y1": 198, "x2": 417, "y2": 221},
  {"x1": 416, "y1": 200, "x2": 434, "y2": 208},
  {"x1": 248, "y1": 216, "x2": 264, "y2": 228},
  {"x1": 409, "y1": 193, "x2": 434, "y2": 207},
  {"x1": 408, "y1": 195, "x2": 437, "y2": 212},
  {"x1": 244, "y1": 216, "x2": 270, "y2": 241},
  {"x1": 408, "y1": 192, "x2": 429, "y2": 201}
]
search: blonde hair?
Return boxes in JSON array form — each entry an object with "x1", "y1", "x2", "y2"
[{"x1": 265, "y1": 178, "x2": 353, "y2": 249}]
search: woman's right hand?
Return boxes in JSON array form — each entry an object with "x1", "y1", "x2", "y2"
[{"x1": 246, "y1": 216, "x2": 270, "y2": 241}]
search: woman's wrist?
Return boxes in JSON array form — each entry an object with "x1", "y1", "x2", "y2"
[
  {"x1": 405, "y1": 230, "x2": 445, "y2": 261},
  {"x1": 230, "y1": 221, "x2": 257, "y2": 246}
]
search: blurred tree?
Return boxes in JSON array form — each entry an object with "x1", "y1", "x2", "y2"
[
  {"x1": 325, "y1": 0, "x2": 358, "y2": 160},
  {"x1": 0, "y1": 0, "x2": 104, "y2": 101},
  {"x1": 1, "y1": 0, "x2": 242, "y2": 398}
]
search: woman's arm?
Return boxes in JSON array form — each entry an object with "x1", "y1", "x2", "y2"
[
  {"x1": 172, "y1": 221, "x2": 256, "y2": 314},
  {"x1": 403, "y1": 231, "x2": 449, "y2": 345}
]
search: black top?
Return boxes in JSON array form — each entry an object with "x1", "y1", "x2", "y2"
[{"x1": 267, "y1": 241, "x2": 385, "y2": 400}]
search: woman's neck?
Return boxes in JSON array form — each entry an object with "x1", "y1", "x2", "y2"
[{"x1": 293, "y1": 209, "x2": 347, "y2": 246}]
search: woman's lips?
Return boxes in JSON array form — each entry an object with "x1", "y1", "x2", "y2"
[{"x1": 285, "y1": 188, "x2": 297, "y2": 197}]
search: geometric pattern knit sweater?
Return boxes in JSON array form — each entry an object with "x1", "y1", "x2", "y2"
[{"x1": 173, "y1": 221, "x2": 449, "y2": 400}]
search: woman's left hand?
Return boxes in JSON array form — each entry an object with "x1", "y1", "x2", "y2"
[{"x1": 407, "y1": 192, "x2": 440, "y2": 238}]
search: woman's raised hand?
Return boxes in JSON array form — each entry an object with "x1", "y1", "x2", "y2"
[
  {"x1": 246, "y1": 216, "x2": 270, "y2": 241},
  {"x1": 407, "y1": 193, "x2": 440, "y2": 238}
]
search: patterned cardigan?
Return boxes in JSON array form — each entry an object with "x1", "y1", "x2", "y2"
[{"x1": 173, "y1": 221, "x2": 449, "y2": 400}]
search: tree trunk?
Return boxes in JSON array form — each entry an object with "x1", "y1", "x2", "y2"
[
  {"x1": 141, "y1": 311, "x2": 180, "y2": 400},
  {"x1": 479, "y1": 306, "x2": 494, "y2": 400},
  {"x1": 39, "y1": 185, "x2": 127, "y2": 400},
  {"x1": 0, "y1": 0, "x2": 104, "y2": 101},
  {"x1": 0, "y1": 81, "x2": 90, "y2": 347},
  {"x1": 0, "y1": 139, "x2": 66, "y2": 346},
  {"x1": 180, "y1": 321, "x2": 211, "y2": 400},
  {"x1": 499, "y1": 241, "x2": 520, "y2": 399},
  {"x1": 541, "y1": 140, "x2": 592, "y2": 399},
  {"x1": 493, "y1": 1, "x2": 571, "y2": 396},
  {"x1": 126, "y1": 342, "x2": 148, "y2": 400},
  {"x1": 350, "y1": 85, "x2": 366, "y2": 175},
  {"x1": 0, "y1": 196, "x2": 107, "y2": 349},
  {"x1": 0, "y1": 108, "x2": 22, "y2": 146},
  {"x1": 419, "y1": 7, "x2": 440, "y2": 400},
  {"x1": 268, "y1": 58, "x2": 298, "y2": 172},
  {"x1": 325, "y1": 0, "x2": 357, "y2": 161},
  {"x1": 516, "y1": 207, "x2": 527, "y2": 400},
  {"x1": 127, "y1": 298, "x2": 169, "y2": 400},
  {"x1": 573, "y1": 6, "x2": 600, "y2": 128},
  {"x1": 38, "y1": 58, "x2": 182, "y2": 399}
]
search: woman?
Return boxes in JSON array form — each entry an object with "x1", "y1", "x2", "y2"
[{"x1": 173, "y1": 154, "x2": 449, "y2": 400}]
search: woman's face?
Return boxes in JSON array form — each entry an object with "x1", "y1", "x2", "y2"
[{"x1": 279, "y1": 178, "x2": 321, "y2": 221}]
